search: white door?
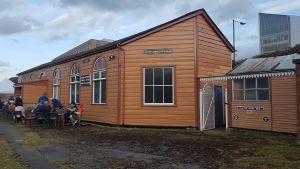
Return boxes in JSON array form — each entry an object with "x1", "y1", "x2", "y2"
[{"x1": 200, "y1": 84, "x2": 215, "y2": 130}]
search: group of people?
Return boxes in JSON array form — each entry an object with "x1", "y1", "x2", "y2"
[
  {"x1": 1, "y1": 95, "x2": 25, "y2": 119},
  {"x1": 33, "y1": 92, "x2": 80, "y2": 124},
  {"x1": 2, "y1": 92, "x2": 82, "y2": 125}
]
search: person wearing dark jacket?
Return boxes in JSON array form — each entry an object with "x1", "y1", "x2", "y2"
[
  {"x1": 14, "y1": 95, "x2": 23, "y2": 107},
  {"x1": 50, "y1": 98, "x2": 63, "y2": 110},
  {"x1": 38, "y1": 92, "x2": 48, "y2": 105}
]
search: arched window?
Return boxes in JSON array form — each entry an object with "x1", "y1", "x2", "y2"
[
  {"x1": 70, "y1": 64, "x2": 80, "y2": 103},
  {"x1": 40, "y1": 71, "x2": 47, "y2": 79},
  {"x1": 21, "y1": 76, "x2": 26, "y2": 83},
  {"x1": 53, "y1": 68, "x2": 60, "y2": 99},
  {"x1": 93, "y1": 57, "x2": 107, "y2": 104},
  {"x1": 29, "y1": 73, "x2": 34, "y2": 81}
]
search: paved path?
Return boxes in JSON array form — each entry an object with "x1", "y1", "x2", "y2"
[{"x1": 0, "y1": 119, "x2": 59, "y2": 169}]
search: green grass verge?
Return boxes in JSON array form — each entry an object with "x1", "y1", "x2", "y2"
[
  {"x1": 0, "y1": 136, "x2": 31, "y2": 169},
  {"x1": 15, "y1": 125, "x2": 49, "y2": 147},
  {"x1": 235, "y1": 134, "x2": 300, "y2": 169}
]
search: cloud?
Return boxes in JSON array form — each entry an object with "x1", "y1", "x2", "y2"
[
  {"x1": 0, "y1": 61, "x2": 10, "y2": 67},
  {"x1": 211, "y1": 0, "x2": 255, "y2": 24},
  {"x1": 0, "y1": 0, "x2": 21, "y2": 11},
  {"x1": 0, "y1": 15, "x2": 40, "y2": 35},
  {"x1": 258, "y1": 0, "x2": 300, "y2": 14}
]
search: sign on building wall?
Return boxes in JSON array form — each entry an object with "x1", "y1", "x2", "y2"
[
  {"x1": 80, "y1": 75, "x2": 91, "y2": 85},
  {"x1": 143, "y1": 48, "x2": 173, "y2": 55},
  {"x1": 236, "y1": 106, "x2": 264, "y2": 111}
]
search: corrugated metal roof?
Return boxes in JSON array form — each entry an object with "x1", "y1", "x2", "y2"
[{"x1": 228, "y1": 53, "x2": 300, "y2": 75}]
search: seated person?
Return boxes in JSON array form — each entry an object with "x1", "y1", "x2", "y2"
[
  {"x1": 33, "y1": 101, "x2": 51, "y2": 116},
  {"x1": 15, "y1": 105, "x2": 25, "y2": 118},
  {"x1": 38, "y1": 92, "x2": 48, "y2": 105},
  {"x1": 49, "y1": 98, "x2": 63, "y2": 113},
  {"x1": 65, "y1": 102, "x2": 77, "y2": 124},
  {"x1": 8, "y1": 101, "x2": 15, "y2": 113}
]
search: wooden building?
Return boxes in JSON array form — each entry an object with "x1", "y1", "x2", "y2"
[
  {"x1": 200, "y1": 54, "x2": 300, "y2": 135},
  {"x1": 16, "y1": 9, "x2": 234, "y2": 128}
]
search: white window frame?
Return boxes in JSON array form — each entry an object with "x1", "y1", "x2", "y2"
[
  {"x1": 70, "y1": 64, "x2": 80, "y2": 104},
  {"x1": 143, "y1": 67, "x2": 174, "y2": 105},
  {"x1": 53, "y1": 68, "x2": 60, "y2": 99},
  {"x1": 93, "y1": 57, "x2": 107, "y2": 104},
  {"x1": 233, "y1": 77, "x2": 270, "y2": 101}
]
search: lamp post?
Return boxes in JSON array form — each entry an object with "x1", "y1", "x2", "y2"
[{"x1": 233, "y1": 19, "x2": 246, "y2": 65}]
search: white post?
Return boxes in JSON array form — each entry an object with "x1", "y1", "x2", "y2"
[
  {"x1": 225, "y1": 88, "x2": 229, "y2": 129},
  {"x1": 199, "y1": 89, "x2": 203, "y2": 131}
]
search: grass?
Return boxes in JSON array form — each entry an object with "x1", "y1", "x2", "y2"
[
  {"x1": 234, "y1": 132, "x2": 300, "y2": 169},
  {"x1": 15, "y1": 124, "x2": 50, "y2": 147},
  {"x1": 0, "y1": 136, "x2": 31, "y2": 169},
  {"x1": 54, "y1": 160, "x2": 75, "y2": 169}
]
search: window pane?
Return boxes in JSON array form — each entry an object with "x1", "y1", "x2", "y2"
[
  {"x1": 145, "y1": 68, "x2": 153, "y2": 85},
  {"x1": 245, "y1": 89, "x2": 256, "y2": 100},
  {"x1": 101, "y1": 80, "x2": 106, "y2": 103},
  {"x1": 76, "y1": 83, "x2": 80, "y2": 103},
  {"x1": 145, "y1": 86, "x2": 153, "y2": 103},
  {"x1": 234, "y1": 90, "x2": 244, "y2": 100},
  {"x1": 154, "y1": 86, "x2": 163, "y2": 103},
  {"x1": 233, "y1": 79, "x2": 244, "y2": 89},
  {"x1": 257, "y1": 78, "x2": 269, "y2": 88},
  {"x1": 101, "y1": 71, "x2": 106, "y2": 78},
  {"x1": 164, "y1": 86, "x2": 173, "y2": 103},
  {"x1": 76, "y1": 76, "x2": 80, "y2": 82},
  {"x1": 245, "y1": 78, "x2": 256, "y2": 89},
  {"x1": 71, "y1": 76, "x2": 75, "y2": 82},
  {"x1": 258, "y1": 89, "x2": 269, "y2": 100},
  {"x1": 164, "y1": 68, "x2": 173, "y2": 85},
  {"x1": 154, "y1": 68, "x2": 163, "y2": 85},
  {"x1": 94, "y1": 80, "x2": 100, "y2": 103},
  {"x1": 71, "y1": 84, "x2": 75, "y2": 102},
  {"x1": 94, "y1": 72, "x2": 100, "y2": 79}
]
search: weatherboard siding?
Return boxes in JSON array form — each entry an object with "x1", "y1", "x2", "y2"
[
  {"x1": 271, "y1": 76, "x2": 297, "y2": 133},
  {"x1": 197, "y1": 15, "x2": 232, "y2": 77},
  {"x1": 231, "y1": 101, "x2": 272, "y2": 131},
  {"x1": 122, "y1": 18, "x2": 196, "y2": 127},
  {"x1": 21, "y1": 49, "x2": 120, "y2": 124}
]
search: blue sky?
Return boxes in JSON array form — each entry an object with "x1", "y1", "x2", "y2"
[{"x1": 1, "y1": 0, "x2": 300, "y2": 81}]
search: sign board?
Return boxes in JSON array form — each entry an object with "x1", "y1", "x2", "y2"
[
  {"x1": 80, "y1": 75, "x2": 91, "y2": 85},
  {"x1": 236, "y1": 106, "x2": 264, "y2": 111},
  {"x1": 143, "y1": 48, "x2": 173, "y2": 55}
]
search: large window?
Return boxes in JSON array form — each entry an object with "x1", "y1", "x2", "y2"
[
  {"x1": 233, "y1": 78, "x2": 269, "y2": 101},
  {"x1": 93, "y1": 57, "x2": 107, "y2": 104},
  {"x1": 144, "y1": 67, "x2": 174, "y2": 105},
  {"x1": 70, "y1": 64, "x2": 80, "y2": 103},
  {"x1": 53, "y1": 68, "x2": 60, "y2": 99}
]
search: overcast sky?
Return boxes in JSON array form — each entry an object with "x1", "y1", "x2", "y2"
[{"x1": 1, "y1": 0, "x2": 300, "y2": 81}]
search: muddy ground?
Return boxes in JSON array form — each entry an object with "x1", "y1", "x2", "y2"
[{"x1": 29, "y1": 123, "x2": 291, "y2": 169}]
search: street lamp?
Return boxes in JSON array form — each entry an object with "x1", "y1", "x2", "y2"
[{"x1": 233, "y1": 19, "x2": 246, "y2": 66}]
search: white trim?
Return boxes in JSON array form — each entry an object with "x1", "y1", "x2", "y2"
[{"x1": 199, "y1": 71, "x2": 295, "y2": 81}]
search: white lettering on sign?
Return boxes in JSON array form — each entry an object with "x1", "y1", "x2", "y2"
[
  {"x1": 236, "y1": 106, "x2": 264, "y2": 111},
  {"x1": 80, "y1": 75, "x2": 91, "y2": 85},
  {"x1": 143, "y1": 48, "x2": 173, "y2": 55}
]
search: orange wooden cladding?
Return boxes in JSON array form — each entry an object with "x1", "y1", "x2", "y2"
[
  {"x1": 197, "y1": 15, "x2": 232, "y2": 78},
  {"x1": 231, "y1": 101, "x2": 272, "y2": 131},
  {"x1": 122, "y1": 18, "x2": 195, "y2": 127},
  {"x1": 230, "y1": 76, "x2": 298, "y2": 133},
  {"x1": 18, "y1": 11, "x2": 233, "y2": 127},
  {"x1": 271, "y1": 76, "x2": 297, "y2": 133},
  {"x1": 22, "y1": 80, "x2": 48, "y2": 105}
]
